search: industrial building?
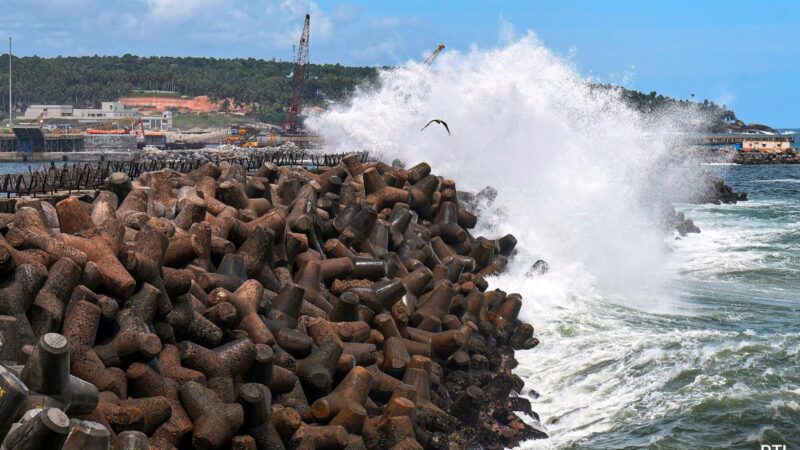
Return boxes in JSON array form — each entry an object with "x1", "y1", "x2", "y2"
[
  {"x1": 22, "y1": 102, "x2": 172, "y2": 130},
  {"x1": 22, "y1": 105, "x2": 75, "y2": 119},
  {"x1": 75, "y1": 101, "x2": 139, "y2": 119},
  {"x1": 24, "y1": 102, "x2": 139, "y2": 120},
  {"x1": 140, "y1": 111, "x2": 173, "y2": 131}
]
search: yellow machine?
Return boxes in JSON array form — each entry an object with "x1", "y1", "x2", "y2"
[{"x1": 227, "y1": 125, "x2": 260, "y2": 148}]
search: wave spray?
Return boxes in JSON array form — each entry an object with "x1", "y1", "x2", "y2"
[{"x1": 308, "y1": 33, "x2": 701, "y2": 447}]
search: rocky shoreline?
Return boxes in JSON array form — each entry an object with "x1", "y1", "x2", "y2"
[
  {"x1": 735, "y1": 150, "x2": 800, "y2": 165},
  {"x1": 668, "y1": 168, "x2": 747, "y2": 237},
  {"x1": 685, "y1": 146, "x2": 800, "y2": 165},
  {"x1": 0, "y1": 155, "x2": 544, "y2": 449}
]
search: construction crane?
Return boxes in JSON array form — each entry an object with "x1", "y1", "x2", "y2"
[
  {"x1": 125, "y1": 119, "x2": 145, "y2": 136},
  {"x1": 423, "y1": 44, "x2": 445, "y2": 65},
  {"x1": 283, "y1": 14, "x2": 310, "y2": 134}
]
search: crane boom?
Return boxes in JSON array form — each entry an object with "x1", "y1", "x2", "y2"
[
  {"x1": 423, "y1": 44, "x2": 445, "y2": 65},
  {"x1": 284, "y1": 14, "x2": 310, "y2": 133}
]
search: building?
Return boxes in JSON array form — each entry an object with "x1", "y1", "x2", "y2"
[
  {"x1": 690, "y1": 133, "x2": 795, "y2": 153},
  {"x1": 23, "y1": 102, "x2": 141, "y2": 122},
  {"x1": 23, "y1": 105, "x2": 74, "y2": 119},
  {"x1": 140, "y1": 111, "x2": 173, "y2": 131},
  {"x1": 741, "y1": 136, "x2": 793, "y2": 153},
  {"x1": 74, "y1": 102, "x2": 140, "y2": 120}
]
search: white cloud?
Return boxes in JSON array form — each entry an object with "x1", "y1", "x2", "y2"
[
  {"x1": 144, "y1": 0, "x2": 226, "y2": 23},
  {"x1": 353, "y1": 38, "x2": 401, "y2": 61},
  {"x1": 333, "y1": 4, "x2": 358, "y2": 21}
]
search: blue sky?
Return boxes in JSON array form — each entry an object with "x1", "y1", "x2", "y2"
[{"x1": 2, "y1": 0, "x2": 799, "y2": 126}]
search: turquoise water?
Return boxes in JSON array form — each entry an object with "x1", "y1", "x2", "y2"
[{"x1": 518, "y1": 164, "x2": 800, "y2": 449}]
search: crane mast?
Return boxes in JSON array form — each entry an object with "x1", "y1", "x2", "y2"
[
  {"x1": 423, "y1": 44, "x2": 445, "y2": 66},
  {"x1": 284, "y1": 14, "x2": 310, "y2": 133}
]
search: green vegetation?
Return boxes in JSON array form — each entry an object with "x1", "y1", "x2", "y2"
[
  {"x1": 593, "y1": 84, "x2": 743, "y2": 132},
  {"x1": 0, "y1": 53, "x2": 743, "y2": 130},
  {"x1": 0, "y1": 54, "x2": 378, "y2": 125}
]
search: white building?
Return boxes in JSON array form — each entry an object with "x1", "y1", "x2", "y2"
[
  {"x1": 23, "y1": 102, "x2": 172, "y2": 130},
  {"x1": 24, "y1": 102, "x2": 141, "y2": 121},
  {"x1": 140, "y1": 111, "x2": 173, "y2": 131},
  {"x1": 23, "y1": 105, "x2": 74, "y2": 119},
  {"x1": 73, "y1": 102, "x2": 140, "y2": 120}
]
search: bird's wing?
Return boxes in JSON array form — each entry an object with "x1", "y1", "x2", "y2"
[
  {"x1": 440, "y1": 120, "x2": 451, "y2": 135},
  {"x1": 421, "y1": 119, "x2": 435, "y2": 131}
]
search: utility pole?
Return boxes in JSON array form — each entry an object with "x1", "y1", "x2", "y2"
[{"x1": 7, "y1": 36, "x2": 11, "y2": 129}]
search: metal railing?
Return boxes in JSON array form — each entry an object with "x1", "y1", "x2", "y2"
[{"x1": 1, "y1": 150, "x2": 371, "y2": 197}]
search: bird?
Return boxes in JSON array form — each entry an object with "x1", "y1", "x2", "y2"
[{"x1": 421, "y1": 119, "x2": 450, "y2": 135}]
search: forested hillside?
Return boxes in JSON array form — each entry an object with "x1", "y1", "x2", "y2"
[
  {"x1": 593, "y1": 83, "x2": 744, "y2": 132},
  {"x1": 0, "y1": 54, "x2": 378, "y2": 124},
  {"x1": 0, "y1": 54, "x2": 741, "y2": 130}
]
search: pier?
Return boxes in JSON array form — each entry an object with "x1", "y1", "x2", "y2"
[{"x1": 0, "y1": 128, "x2": 83, "y2": 153}]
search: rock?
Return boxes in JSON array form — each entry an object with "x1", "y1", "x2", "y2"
[{"x1": 526, "y1": 260, "x2": 549, "y2": 277}]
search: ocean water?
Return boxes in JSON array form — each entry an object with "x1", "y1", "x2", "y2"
[
  {"x1": 309, "y1": 33, "x2": 800, "y2": 449},
  {"x1": 0, "y1": 161, "x2": 53, "y2": 174},
  {"x1": 515, "y1": 164, "x2": 800, "y2": 449}
]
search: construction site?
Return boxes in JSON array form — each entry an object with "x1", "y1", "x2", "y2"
[{"x1": 0, "y1": 14, "x2": 327, "y2": 161}]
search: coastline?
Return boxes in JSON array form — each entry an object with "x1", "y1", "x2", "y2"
[{"x1": 686, "y1": 147, "x2": 800, "y2": 165}]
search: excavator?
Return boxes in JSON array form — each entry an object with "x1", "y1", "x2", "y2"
[{"x1": 226, "y1": 124, "x2": 260, "y2": 148}]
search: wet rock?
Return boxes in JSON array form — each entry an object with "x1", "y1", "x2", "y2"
[{"x1": 0, "y1": 153, "x2": 547, "y2": 449}]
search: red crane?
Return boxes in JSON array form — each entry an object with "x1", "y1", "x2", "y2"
[{"x1": 284, "y1": 14, "x2": 310, "y2": 133}]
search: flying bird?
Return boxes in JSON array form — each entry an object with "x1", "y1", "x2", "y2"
[{"x1": 421, "y1": 119, "x2": 450, "y2": 135}]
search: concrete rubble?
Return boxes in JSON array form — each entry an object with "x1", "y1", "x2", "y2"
[{"x1": 0, "y1": 154, "x2": 546, "y2": 449}]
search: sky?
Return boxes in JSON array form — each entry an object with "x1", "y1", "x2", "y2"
[{"x1": 2, "y1": 0, "x2": 800, "y2": 126}]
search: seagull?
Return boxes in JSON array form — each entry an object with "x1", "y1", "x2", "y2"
[{"x1": 421, "y1": 119, "x2": 450, "y2": 135}]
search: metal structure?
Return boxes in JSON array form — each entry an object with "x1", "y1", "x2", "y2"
[
  {"x1": 283, "y1": 14, "x2": 310, "y2": 133},
  {"x1": 423, "y1": 44, "x2": 445, "y2": 65},
  {"x1": 7, "y1": 127, "x2": 83, "y2": 153},
  {"x1": 0, "y1": 150, "x2": 371, "y2": 197}
]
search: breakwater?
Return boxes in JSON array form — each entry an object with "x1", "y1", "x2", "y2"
[
  {"x1": 0, "y1": 153, "x2": 543, "y2": 449},
  {"x1": 685, "y1": 146, "x2": 800, "y2": 164}
]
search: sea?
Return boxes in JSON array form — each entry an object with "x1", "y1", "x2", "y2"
[
  {"x1": 306, "y1": 33, "x2": 800, "y2": 450},
  {"x1": 0, "y1": 161, "x2": 55, "y2": 174},
  {"x1": 514, "y1": 163, "x2": 800, "y2": 449}
]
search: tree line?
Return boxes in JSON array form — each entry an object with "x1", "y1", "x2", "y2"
[
  {"x1": 0, "y1": 54, "x2": 379, "y2": 125},
  {"x1": 0, "y1": 54, "x2": 740, "y2": 130},
  {"x1": 592, "y1": 83, "x2": 743, "y2": 132}
]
